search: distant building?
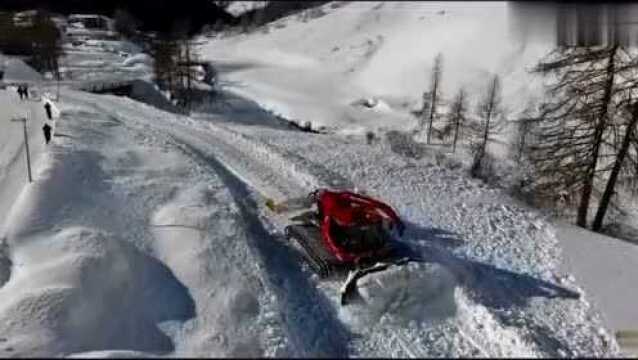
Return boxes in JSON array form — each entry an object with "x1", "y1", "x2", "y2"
[
  {"x1": 68, "y1": 14, "x2": 114, "y2": 31},
  {"x1": 66, "y1": 14, "x2": 117, "y2": 40}
]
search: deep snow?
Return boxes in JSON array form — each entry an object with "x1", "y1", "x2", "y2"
[
  {"x1": 0, "y1": 76, "x2": 619, "y2": 357},
  {"x1": 55, "y1": 87, "x2": 617, "y2": 357},
  {"x1": 0, "y1": 1, "x2": 628, "y2": 357}
]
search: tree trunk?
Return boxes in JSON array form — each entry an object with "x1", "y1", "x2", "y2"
[
  {"x1": 427, "y1": 55, "x2": 442, "y2": 144},
  {"x1": 576, "y1": 45, "x2": 617, "y2": 228},
  {"x1": 452, "y1": 89, "x2": 465, "y2": 154},
  {"x1": 427, "y1": 76, "x2": 437, "y2": 144},
  {"x1": 452, "y1": 114, "x2": 460, "y2": 153},
  {"x1": 592, "y1": 105, "x2": 638, "y2": 231},
  {"x1": 479, "y1": 90, "x2": 493, "y2": 166},
  {"x1": 518, "y1": 121, "x2": 527, "y2": 162}
]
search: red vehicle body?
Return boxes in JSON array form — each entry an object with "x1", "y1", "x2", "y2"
[
  {"x1": 313, "y1": 189, "x2": 405, "y2": 265},
  {"x1": 278, "y1": 189, "x2": 411, "y2": 304}
]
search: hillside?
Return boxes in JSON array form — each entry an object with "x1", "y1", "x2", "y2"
[
  {"x1": 202, "y1": 1, "x2": 552, "y2": 134},
  {"x1": 0, "y1": 2, "x2": 629, "y2": 357}
]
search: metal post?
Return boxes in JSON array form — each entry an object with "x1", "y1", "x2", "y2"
[
  {"x1": 23, "y1": 118, "x2": 32, "y2": 183},
  {"x1": 10, "y1": 117, "x2": 32, "y2": 183}
]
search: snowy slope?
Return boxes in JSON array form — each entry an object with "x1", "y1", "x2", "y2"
[
  {"x1": 0, "y1": 73, "x2": 618, "y2": 356},
  {"x1": 1, "y1": 56, "x2": 43, "y2": 84},
  {"x1": 201, "y1": 1, "x2": 551, "y2": 134},
  {"x1": 52, "y1": 88, "x2": 617, "y2": 357},
  {"x1": 0, "y1": 4, "x2": 624, "y2": 357},
  {"x1": 556, "y1": 224, "x2": 638, "y2": 334},
  {"x1": 0, "y1": 90, "x2": 292, "y2": 357},
  {"x1": 0, "y1": 89, "x2": 53, "y2": 232}
]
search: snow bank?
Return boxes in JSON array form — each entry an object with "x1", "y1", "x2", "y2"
[{"x1": 1, "y1": 149, "x2": 196, "y2": 354}]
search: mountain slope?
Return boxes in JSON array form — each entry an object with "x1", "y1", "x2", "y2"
[{"x1": 202, "y1": 1, "x2": 551, "y2": 134}]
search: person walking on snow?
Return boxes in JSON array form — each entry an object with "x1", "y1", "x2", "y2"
[
  {"x1": 44, "y1": 102, "x2": 52, "y2": 120},
  {"x1": 42, "y1": 123, "x2": 52, "y2": 144},
  {"x1": 17, "y1": 86, "x2": 24, "y2": 100}
]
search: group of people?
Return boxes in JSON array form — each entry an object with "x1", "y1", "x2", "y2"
[
  {"x1": 16, "y1": 84, "x2": 29, "y2": 100},
  {"x1": 42, "y1": 102, "x2": 54, "y2": 144},
  {"x1": 11, "y1": 82, "x2": 55, "y2": 145}
]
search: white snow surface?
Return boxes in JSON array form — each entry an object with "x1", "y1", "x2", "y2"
[
  {"x1": 0, "y1": 56, "x2": 43, "y2": 84},
  {"x1": 556, "y1": 224, "x2": 638, "y2": 334},
  {"x1": 1, "y1": 85, "x2": 612, "y2": 357},
  {"x1": 201, "y1": 1, "x2": 551, "y2": 133},
  {"x1": 0, "y1": 4, "x2": 623, "y2": 357}
]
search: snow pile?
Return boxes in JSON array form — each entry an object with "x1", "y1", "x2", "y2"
[
  {"x1": 341, "y1": 262, "x2": 458, "y2": 329},
  {"x1": 201, "y1": 1, "x2": 552, "y2": 133}
]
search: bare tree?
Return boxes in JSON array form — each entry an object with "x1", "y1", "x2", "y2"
[
  {"x1": 528, "y1": 45, "x2": 630, "y2": 228},
  {"x1": 27, "y1": 10, "x2": 63, "y2": 77},
  {"x1": 151, "y1": 21, "x2": 201, "y2": 111},
  {"x1": 471, "y1": 74, "x2": 505, "y2": 177},
  {"x1": 151, "y1": 35, "x2": 179, "y2": 93},
  {"x1": 593, "y1": 101, "x2": 638, "y2": 230},
  {"x1": 450, "y1": 87, "x2": 468, "y2": 153},
  {"x1": 113, "y1": 8, "x2": 140, "y2": 38},
  {"x1": 426, "y1": 53, "x2": 443, "y2": 144}
]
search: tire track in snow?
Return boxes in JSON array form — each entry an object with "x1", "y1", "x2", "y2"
[
  {"x1": 165, "y1": 138, "x2": 354, "y2": 357},
  {"x1": 63, "y1": 92, "x2": 354, "y2": 357},
  {"x1": 198, "y1": 121, "x2": 355, "y2": 191}
]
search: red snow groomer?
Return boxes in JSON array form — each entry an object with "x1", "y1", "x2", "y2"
[{"x1": 267, "y1": 188, "x2": 414, "y2": 305}]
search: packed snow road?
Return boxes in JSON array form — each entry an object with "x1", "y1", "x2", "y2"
[{"x1": 34, "y1": 88, "x2": 616, "y2": 357}]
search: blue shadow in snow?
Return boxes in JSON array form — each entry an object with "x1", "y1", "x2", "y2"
[{"x1": 396, "y1": 222, "x2": 580, "y2": 310}]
